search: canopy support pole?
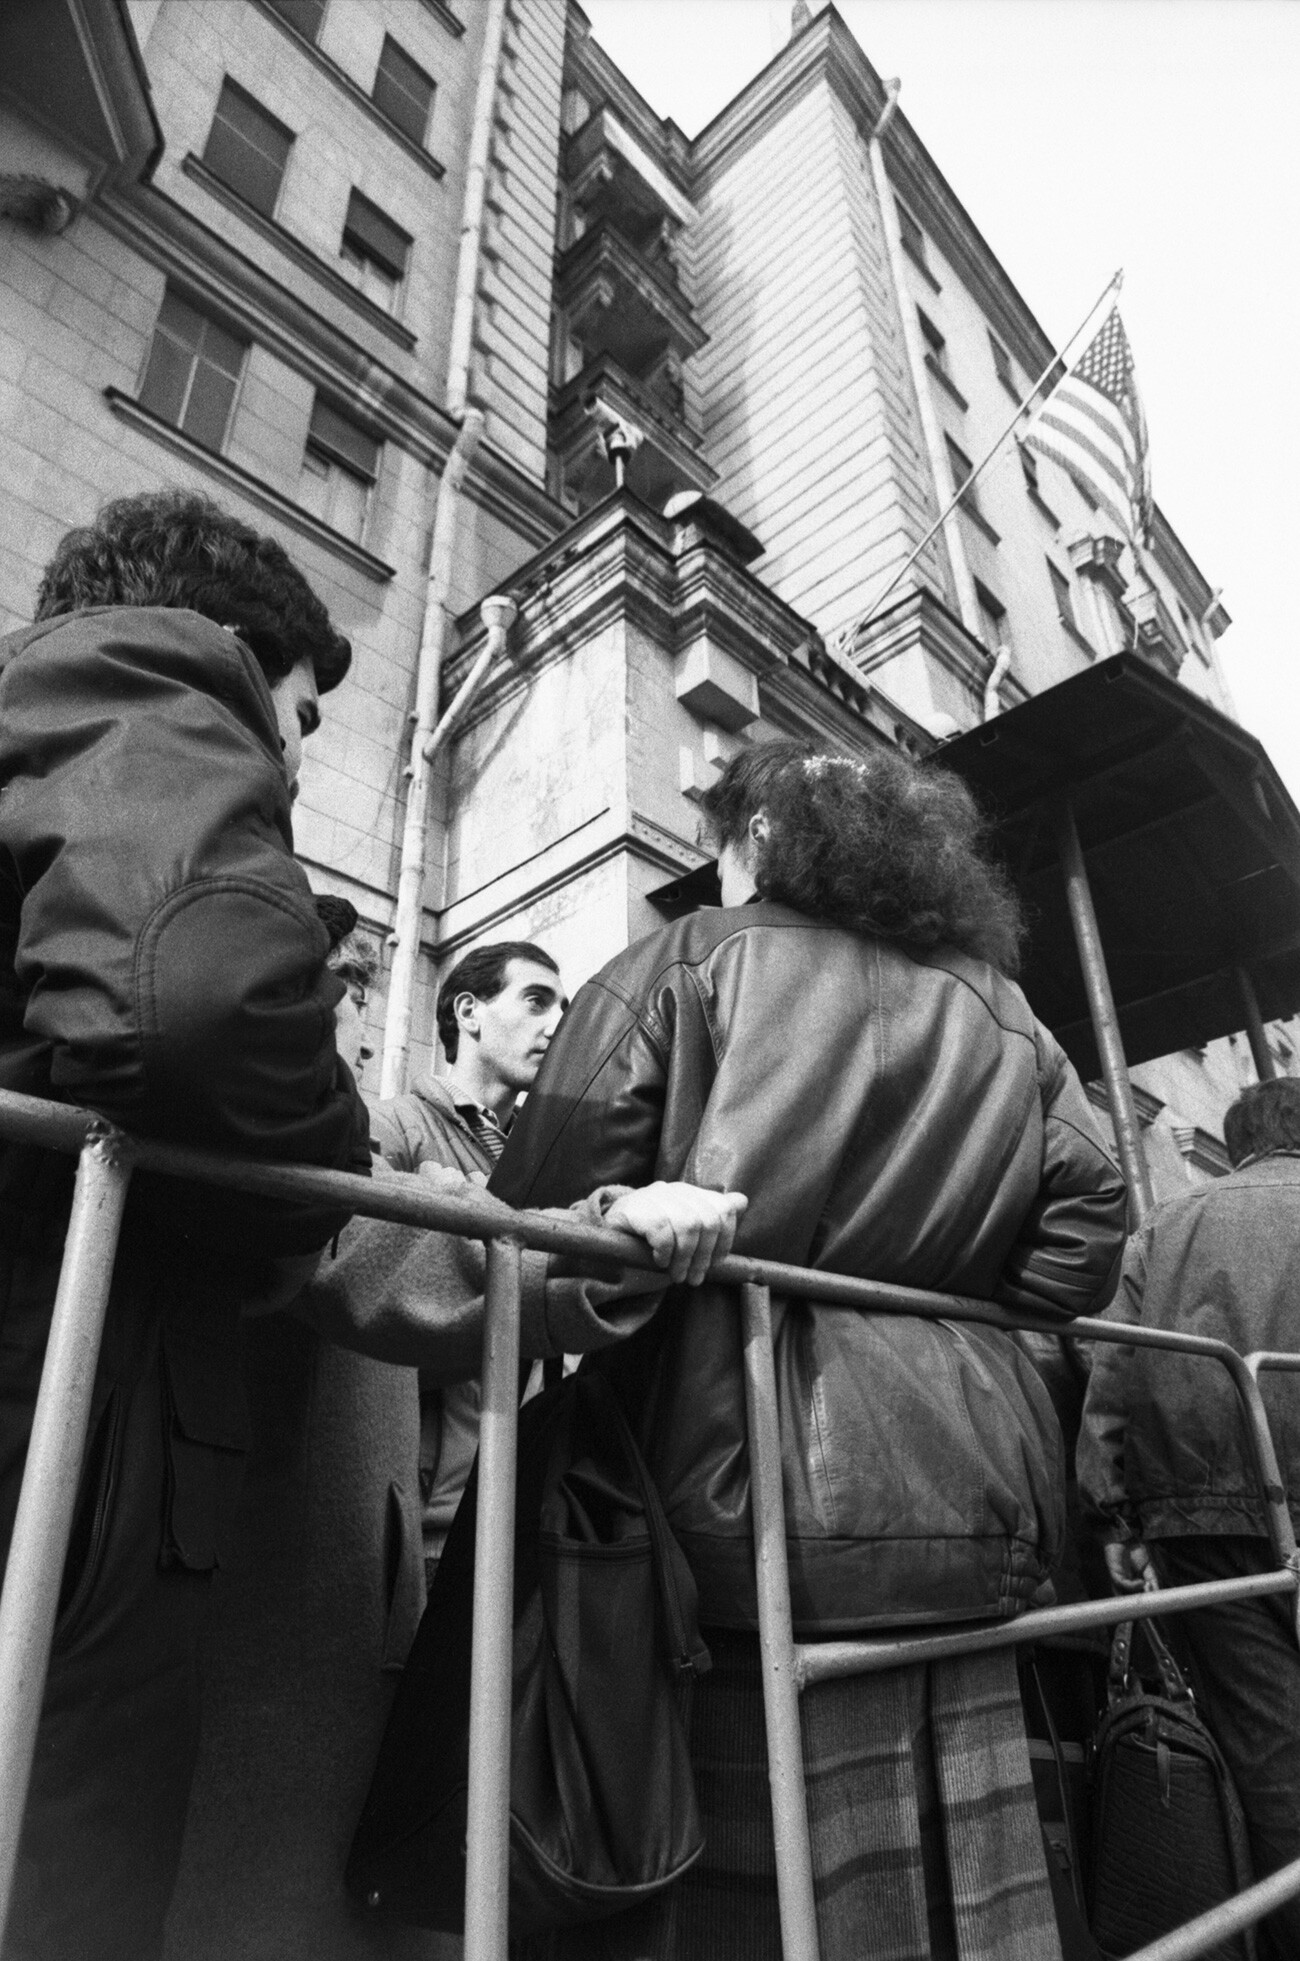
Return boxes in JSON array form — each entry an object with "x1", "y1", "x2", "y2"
[
  {"x1": 1235, "y1": 965, "x2": 1278, "y2": 1083},
  {"x1": 1055, "y1": 801, "x2": 1155, "y2": 1223}
]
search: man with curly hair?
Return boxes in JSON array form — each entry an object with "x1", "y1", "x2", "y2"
[{"x1": 0, "y1": 490, "x2": 369, "y2": 1960}]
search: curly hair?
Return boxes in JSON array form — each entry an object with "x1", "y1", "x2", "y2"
[
  {"x1": 1224, "y1": 1078, "x2": 1300, "y2": 1167},
  {"x1": 35, "y1": 490, "x2": 351, "y2": 692},
  {"x1": 698, "y1": 739, "x2": 1024, "y2": 977}
]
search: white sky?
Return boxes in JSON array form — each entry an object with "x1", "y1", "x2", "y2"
[{"x1": 582, "y1": 0, "x2": 1300, "y2": 798}]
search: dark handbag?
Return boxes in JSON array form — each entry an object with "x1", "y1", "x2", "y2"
[
  {"x1": 1089, "y1": 1617, "x2": 1255, "y2": 1960},
  {"x1": 346, "y1": 1370, "x2": 712, "y2": 1936}
]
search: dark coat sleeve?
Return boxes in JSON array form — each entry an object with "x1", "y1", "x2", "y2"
[
  {"x1": 0, "y1": 609, "x2": 368, "y2": 1252},
  {"x1": 492, "y1": 972, "x2": 670, "y2": 1207},
  {"x1": 993, "y1": 1024, "x2": 1128, "y2": 1321}
]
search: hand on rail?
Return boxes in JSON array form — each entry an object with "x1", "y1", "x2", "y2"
[
  {"x1": 1103, "y1": 1540, "x2": 1160, "y2": 1594},
  {"x1": 604, "y1": 1184, "x2": 748, "y2": 1286}
]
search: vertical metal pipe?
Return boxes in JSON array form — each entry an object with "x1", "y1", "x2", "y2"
[
  {"x1": 740, "y1": 1284, "x2": 821, "y2": 1961},
  {"x1": 463, "y1": 1236, "x2": 522, "y2": 1961},
  {"x1": 0, "y1": 1131, "x2": 132, "y2": 1939},
  {"x1": 1235, "y1": 964, "x2": 1277, "y2": 1082},
  {"x1": 1055, "y1": 801, "x2": 1155, "y2": 1222}
]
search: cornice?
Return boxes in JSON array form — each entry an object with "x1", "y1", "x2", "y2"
[
  {"x1": 849, "y1": 584, "x2": 998, "y2": 716},
  {"x1": 564, "y1": 8, "x2": 693, "y2": 193}
]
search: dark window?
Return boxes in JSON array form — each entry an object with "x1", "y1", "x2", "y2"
[
  {"x1": 340, "y1": 189, "x2": 411, "y2": 308},
  {"x1": 974, "y1": 580, "x2": 1008, "y2": 654},
  {"x1": 946, "y1": 436, "x2": 979, "y2": 514},
  {"x1": 299, "y1": 396, "x2": 380, "y2": 542},
  {"x1": 373, "y1": 35, "x2": 434, "y2": 147},
  {"x1": 917, "y1": 307, "x2": 947, "y2": 373},
  {"x1": 1019, "y1": 443, "x2": 1040, "y2": 493},
  {"x1": 203, "y1": 78, "x2": 293, "y2": 217},
  {"x1": 989, "y1": 332, "x2": 1016, "y2": 394},
  {"x1": 896, "y1": 201, "x2": 927, "y2": 269},
  {"x1": 139, "y1": 288, "x2": 248, "y2": 451},
  {"x1": 263, "y1": 0, "x2": 326, "y2": 41},
  {"x1": 1048, "y1": 561, "x2": 1078, "y2": 632}
]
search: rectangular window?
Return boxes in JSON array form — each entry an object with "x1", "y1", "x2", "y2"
[
  {"x1": 372, "y1": 35, "x2": 435, "y2": 147},
  {"x1": 896, "y1": 200, "x2": 927, "y2": 270},
  {"x1": 1048, "y1": 561, "x2": 1079, "y2": 632},
  {"x1": 917, "y1": 307, "x2": 947, "y2": 373},
  {"x1": 340, "y1": 190, "x2": 411, "y2": 312},
  {"x1": 1019, "y1": 443, "x2": 1040, "y2": 494},
  {"x1": 203, "y1": 78, "x2": 293, "y2": 218},
  {"x1": 946, "y1": 436, "x2": 979, "y2": 514},
  {"x1": 974, "y1": 580, "x2": 1008, "y2": 654},
  {"x1": 263, "y1": 0, "x2": 326, "y2": 41},
  {"x1": 989, "y1": 332, "x2": 1016, "y2": 394},
  {"x1": 298, "y1": 397, "x2": 380, "y2": 542},
  {"x1": 138, "y1": 287, "x2": 248, "y2": 451}
]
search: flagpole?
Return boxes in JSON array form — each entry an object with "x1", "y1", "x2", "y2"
[{"x1": 834, "y1": 268, "x2": 1125, "y2": 656}]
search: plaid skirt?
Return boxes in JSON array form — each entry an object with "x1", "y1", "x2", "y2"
[{"x1": 520, "y1": 1631, "x2": 1060, "y2": 1961}]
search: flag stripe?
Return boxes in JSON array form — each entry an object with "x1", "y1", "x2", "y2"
[{"x1": 1022, "y1": 304, "x2": 1151, "y2": 543}]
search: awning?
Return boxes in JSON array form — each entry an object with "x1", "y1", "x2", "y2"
[{"x1": 934, "y1": 653, "x2": 1300, "y2": 1081}]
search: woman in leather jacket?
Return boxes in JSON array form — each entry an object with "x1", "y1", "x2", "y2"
[{"x1": 494, "y1": 740, "x2": 1126, "y2": 1961}]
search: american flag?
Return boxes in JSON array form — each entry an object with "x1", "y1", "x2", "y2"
[{"x1": 1025, "y1": 306, "x2": 1152, "y2": 545}]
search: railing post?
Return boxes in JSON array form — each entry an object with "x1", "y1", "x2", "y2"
[
  {"x1": 1055, "y1": 799, "x2": 1156, "y2": 1222},
  {"x1": 463, "y1": 1235, "x2": 522, "y2": 1961},
  {"x1": 740, "y1": 1283, "x2": 820, "y2": 1961},
  {"x1": 1235, "y1": 964, "x2": 1278, "y2": 1082},
  {"x1": 0, "y1": 1127, "x2": 132, "y2": 1939}
]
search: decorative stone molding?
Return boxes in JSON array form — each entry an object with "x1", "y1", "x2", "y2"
[
  {"x1": 1171, "y1": 1124, "x2": 1231, "y2": 1179},
  {"x1": 1125, "y1": 583, "x2": 1183, "y2": 678},
  {"x1": 1066, "y1": 529, "x2": 1128, "y2": 603},
  {"x1": 0, "y1": 174, "x2": 77, "y2": 234}
]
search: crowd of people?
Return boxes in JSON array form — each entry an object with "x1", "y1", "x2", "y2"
[{"x1": 0, "y1": 489, "x2": 1296, "y2": 1961}]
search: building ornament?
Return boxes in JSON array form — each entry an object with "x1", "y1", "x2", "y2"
[
  {"x1": 1066, "y1": 529, "x2": 1129, "y2": 603},
  {"x1": 0, "y1": 174, "x2": 76, "y2": 235}
]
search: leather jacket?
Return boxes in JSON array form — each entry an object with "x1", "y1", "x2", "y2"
[{"x1": 493, "y1": 901, "x2": 1126, "y2": 1633}]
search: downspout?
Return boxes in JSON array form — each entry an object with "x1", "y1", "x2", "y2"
[
  {"x1": 865, "y1": 82, "x2": 982, "y2": 640},
  {"x1": 380, "y1": 0, "x2": 511, "y2": 1099},
  {"x1": 983, "y1": 645, "x2": 1011, "y2": 722}
]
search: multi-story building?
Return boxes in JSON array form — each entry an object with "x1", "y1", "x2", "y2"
[{"x1": 0, "y1": 0, "x2": 1284, "y2": 1193}]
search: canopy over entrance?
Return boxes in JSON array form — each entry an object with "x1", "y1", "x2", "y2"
[{"x1": 936, "y1": 654, "x2": 1300, "y2": 1084}]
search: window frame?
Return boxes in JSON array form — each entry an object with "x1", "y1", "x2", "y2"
[
  {"x1": 138, "y1": 286, "x2": 249, "y2": 454},
  {"x1": 202, "y1": 76, "x2": 294, "y2": 219},
  {"x1": 372, "y1": 34, "x2": 435, "y2": 149},
  {"x1": 262, "y1": 0, "x2": 326, "y2": 42},
  {"x1": 339, "y1": 189, "x2": 411, "y2": 312},
  {"x1": 298, "y1": 395, "x2": 381, "y2": 543}
]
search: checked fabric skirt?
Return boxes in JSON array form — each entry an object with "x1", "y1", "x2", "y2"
[{"x1": 521, "y1": 1629, "x2": 1060, "y2": 1961}]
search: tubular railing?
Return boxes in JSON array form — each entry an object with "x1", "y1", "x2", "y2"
[{"x1": 0, "y1": 1085, "x2": 1296, "y2": 1961}]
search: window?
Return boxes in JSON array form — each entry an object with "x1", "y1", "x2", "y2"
[
  {"x1": 896, "y1": 200, "x2": 927, "y2": 270},
  {"x1": 203, "y1": 78, "x2": 293, "y2": 218},
  {"x1": 340, "y1": 190, "x2": 411, "y2": 312},
  {"x1": 945, "y1": 436, "x2": 979, "y2": 514},
  {"x1": 974, "y1": 581, "x2": 1008, "y2": 654},
  {"x1": 298, "y1": 397, "x2": 379, "y2": 541},
  {"x1": 1019, "y1": 443, "x2": 1040, "y2": 494},
  {"x1": 1048, "y1": 561, "x2": 1080, "y2": 634},
  {"x1": 138, "y1": 287, "x2": 248, "y2": 451},
  {"x1": 917, "y1": 307, "x2": 947, "y2": 374},
  {"x1": 263, "y1": 0, "x2": 326, "y2": 41},
  {"x1": 988, "y1": 332, "x2": 1016, "y2": 395},
  {"x1": 372, "y1": 35, "x2": 435, "y2": 147}
]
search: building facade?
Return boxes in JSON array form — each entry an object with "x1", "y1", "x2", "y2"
[{"x1": 0, "y1": 0, "x2": 1279, "y2": 1191}]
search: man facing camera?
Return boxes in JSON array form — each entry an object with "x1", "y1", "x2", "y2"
[
  {"x1": 0, "y1": 490, "x2": 368, "y2": 1961},
  {"x1": 371, "y1": 942, "x2": 567, "y2": 1586}
]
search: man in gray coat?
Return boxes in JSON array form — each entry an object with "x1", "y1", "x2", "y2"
[{"x1": 1079, "y1": 1076, "x2": 1300, "y2": 1960}]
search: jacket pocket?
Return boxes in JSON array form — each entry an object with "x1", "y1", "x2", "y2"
[{"x1": 160, "y1": 1328, "x2": 249, "y2": 1573}]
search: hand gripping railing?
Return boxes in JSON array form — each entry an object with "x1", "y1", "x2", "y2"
[{"x1": 0, "y1": 1083, "x2": 1297, "y2": 1961}]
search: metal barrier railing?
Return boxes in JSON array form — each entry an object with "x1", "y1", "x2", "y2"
[{"x1": 0, "y1": 1084, "x2": 1295, "y2": 1961}]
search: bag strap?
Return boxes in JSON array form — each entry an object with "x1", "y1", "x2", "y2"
[
  {"x1": 591, "y1": 1377, "x2": 712, "y2": 1678},
  {"x1": 1107, "y1": 1620, "x2": 1135, "y2": 1705},
  {"x1": 1135, "y1": 1615, "x2": 1195, "y2": 1704},
  {"x1": 1026, "y1": 1654, "x2": 1087, "y2": 1912}
]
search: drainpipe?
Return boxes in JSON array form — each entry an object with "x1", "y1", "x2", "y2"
[
  {"x1": 446, "y1": 0, "x2": 511, "y2": 420},
  {"x1": 865, "y1": 82, "x2": 982, "y2": 641},
  {"x1": 379, "y1": 0, "x2": 511, "y2": 1099},
  {"x1": 983, "y1": 645, "x2": 1011, "y2": 723}
]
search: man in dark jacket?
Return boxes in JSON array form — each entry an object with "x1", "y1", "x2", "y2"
[
  {"x1": 1078, "y1": 1076, "x2": 1300, "y2": 1958},
  {"x1": 0, "y1": 491, "x2": 369, "y2": 1961}
]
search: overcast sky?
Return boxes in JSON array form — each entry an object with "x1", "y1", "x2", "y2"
[{"x1": 582, "y1": 0, "x2": 1300, "y2": 798}]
